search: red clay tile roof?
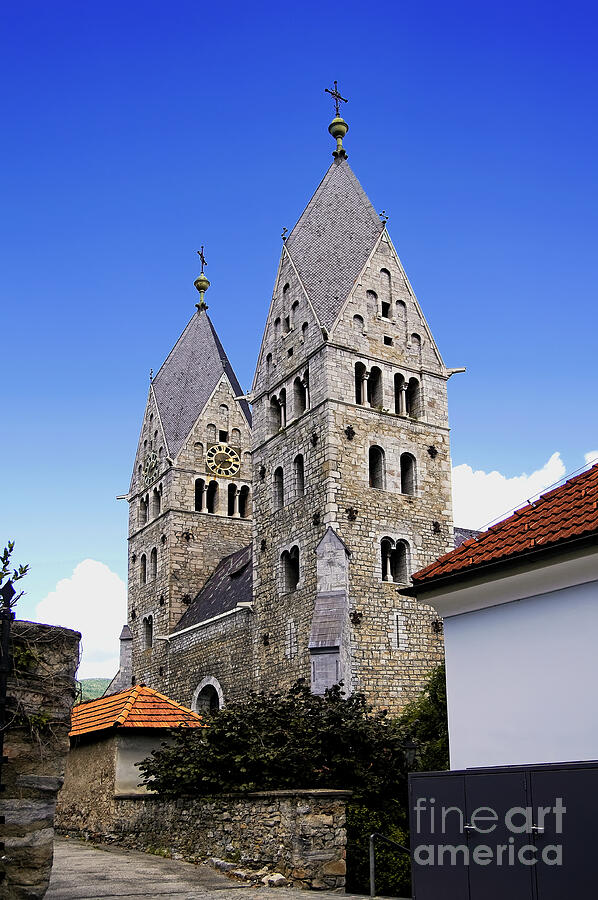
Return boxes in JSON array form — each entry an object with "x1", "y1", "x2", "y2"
[
  {"x1": 70, "y1": 685, "x2": 206, "y2": 738},
  {"x1": 413, "y1": 463, "x2": 598, "y2": 588}
]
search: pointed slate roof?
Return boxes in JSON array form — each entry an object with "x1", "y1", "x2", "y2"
[
  {"x1": 285, "y1": 158, "x2": 384, "y2": 331},
  {"x1": 69, "y1": 685, "x2": 205, "y2": 737},
  {"x1": 152, "y1": 310, "x2": 251, "y2": 459}
]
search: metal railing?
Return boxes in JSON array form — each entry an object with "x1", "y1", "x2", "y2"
[{"x1": 369, "y1": 832, "x2": 411, "y2": 898}]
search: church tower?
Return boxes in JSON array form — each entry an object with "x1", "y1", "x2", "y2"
[
  {"x1": 126, "y1": 263, "x2": 253, "y2": 689},
  {"x1": 250, "y1": 97, "x2": 456, "y2": 712}
]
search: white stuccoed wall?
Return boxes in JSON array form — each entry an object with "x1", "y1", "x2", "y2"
[{"x1": 443, "y1": 576, "x2": 598, "y2": 769}]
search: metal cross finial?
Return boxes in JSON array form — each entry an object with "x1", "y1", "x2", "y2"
[
  {"x1": 325, "y1": 80, "x2": 348, "y2": 118},
  {"x1": 197, "y1": 245, "x2": 207, "y2": 273},
  {"x1": 281, "y1": 227, "x2": 288, "y2": 241}
]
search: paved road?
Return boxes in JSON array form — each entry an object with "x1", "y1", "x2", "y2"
[{"x1": 47, "y1": 838, "x2": 364, "y2": 900}]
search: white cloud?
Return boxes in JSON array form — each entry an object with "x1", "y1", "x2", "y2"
[
  {"x1": 35, "y1": 560, "x2": 126, "y2": 680},
  {"x1": 585, "y1": 451, "x2": 598, "y2": 466},
  {"x1": 451, "y1": 452, "x2": 567, "y2": 530}
]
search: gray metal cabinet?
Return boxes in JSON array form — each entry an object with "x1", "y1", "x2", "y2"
[{"x1": 409, "y1": 761, "x2": 598, "y2": 900}]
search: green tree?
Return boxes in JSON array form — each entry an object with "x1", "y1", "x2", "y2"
[{"x1": 0, "y1": 541, "x2": 29, "y2": 606}]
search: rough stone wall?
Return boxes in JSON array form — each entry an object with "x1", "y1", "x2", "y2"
[
  {"x1": 59, "y1": 789, "x2": 350, "y2": 890},
  {"x1": 166, "y1": 608, "x2": 255, "y2": 709},
  {"x1": 128, "y1": 373, "x2": 252, "y2": 692},
  {"x1": 1, "y1": 620, "x2": 80, "y2": 899},
  {"x1": 55, "y1": 735, "x2": 117, "y2": 834}
]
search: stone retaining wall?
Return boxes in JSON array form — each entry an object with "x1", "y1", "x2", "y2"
[
  {"x1": 1, "y1": 620, "x2": 80, "y2": 899},
  {"x1": 60, "y1": 789, "x2": 350, "y2": 890}
]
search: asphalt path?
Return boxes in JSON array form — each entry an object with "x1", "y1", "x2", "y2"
[{"x1": 47, "y1": 838, "x2": 367, "y2": 900}]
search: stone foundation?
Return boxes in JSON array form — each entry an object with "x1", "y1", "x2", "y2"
[{"x1": 59, "y1": 789, "x2": 350, "y2": 890}]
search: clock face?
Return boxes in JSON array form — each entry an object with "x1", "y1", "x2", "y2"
[
  {"x1": 143, "y1": 450, "x2": 159, "y2": 486},
  {"x1": 206, "y1": 443, "x2": 240, "y2": 477}
]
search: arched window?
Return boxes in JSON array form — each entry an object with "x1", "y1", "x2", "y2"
[
  {"x1": 394, "y1": 373, "x2": 405, "y2": 415},
  {"x1": 142, "y1": 615, "x2": 153, "y2": 650},
  {"x1": 206, "y1": 480, "x2": 218, "y2": 514},
  {"x1": 301, "y1": 322, "x2": 308, "y2": 342},
  {"x1": 239, "y1": 485, "x2": 250, "y2": 518},
  {"x1": 281, "y1": 545, "x2": 300, "y2": 593},
  {"x1": 291, "y1": 299, "x2": 299, "y2": 327},
  {"x1": 366, "y1": 289, "x2": 378, "y2": 319},
  {"x1": 283, "y1": 282, "x2": 290, "y2": 299},
  {"x1": 381, "y1": 538, "x2": 410, "y2": 584},
  {"x1": 195, "y1": 478, "x2": 205, "y2": 511},
  {"x1": 367, "y1": 366, "x2": 383, "y2": 408},
  {"x1": 228, "y1": 483, "x2": 238, "y2": 517},
  {"x1": 207, "y1": 424, "x2": 217, "y2": 443},
  {"x1": 411, "y1": 333, "x2": 422, "y2": 363},
  {"x1": 379, "y1": 268, "x2": 392, "y2": 318},
  {"x1": 293, "y1": 376, "x2": 307, "y2": 417},
  {"x1": 270, "y1": 396, "x2": 282, "y2": 433},
  {"x1": 406, "y1": 377, "x2": 421, "y2": 419},
  {"x1": 353, "y1": 314, "x2": 364, "y2": 333},
  {"x1": 266, "y1": 352, "x2": 272, "y2": 374},
  {"x1": 231, "y1": 428, "x2": 241, "y2": 445},
  {"x1": 192, "y1": 677, "x2": 223, "y2": 715},
  {"x1": 355, "y1": 362, "x2": 366, "y2": 405},
  {"x1": 294, "y1": 454, "x2": 305, "y2": 496},
  {"x1": 369, "y1": 445, "x2": 386, "y2": 489},
  {"x1": 279, "y1": 389, "x2": 287, "y2": 427},
  {"x1": 194, "y1": 441, "x2": 203, "y2": 462},
  {"x1": 139, "y1": 497, "x2": 148, "y2": 526},
  {"x1": 274, "y1": 317, "x2": 281, "y2": 339},
  {"x1": 396, "y1": 300, "x2": 407, "y2": 337},
  {"x1": 400, "y1": 453, "x2": 417, "y2": 495},
  {"x1": 150, "y1": 547, "x2": 157, "y2": 579},
  {"x1": 140, "y1": 554, "x2": 147, "y2": 586},
  {"x1": 273, "y1": 467, "x2": 284, "y2": 510},
  {"x1": 151, "y1": 487, "x2": 161, "y2": 518}
]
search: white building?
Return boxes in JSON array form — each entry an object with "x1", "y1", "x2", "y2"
[{"x1": 410, "y1": 462, "x2": 598, "y2": 770}]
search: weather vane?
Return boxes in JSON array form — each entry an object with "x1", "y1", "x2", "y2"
[
  {"x1": 325, "y1": 80, "x2": 348, "y2": 118},
  {"x1": 197, "y1": 245, "x2": 207, "y2": 274}
]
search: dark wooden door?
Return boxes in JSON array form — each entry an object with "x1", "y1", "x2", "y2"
[{"x1": 464, "y1": 771, "x2": 535, "y2": 900}]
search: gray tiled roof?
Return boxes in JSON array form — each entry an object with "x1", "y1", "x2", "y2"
[
  {"x1": 152, "y1": 310, "x2": 251, "y2": 459},
  {"x1": 174, "y1": 544, "x2": 253, "y2": 631},
  {"x1": 285, "y1": 158, "x2": 383, "y2": 331},
  {"x1": 454, "y1": 527, "x2": 481, "y2": 548}
]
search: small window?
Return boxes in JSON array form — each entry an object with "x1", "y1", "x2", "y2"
[
  {"x1": 140, "y1": 554, "x2": 147, "y2": 586},
  {"x1": 273, "y1": 467, "x2": 284, "y2": 510},
  {"x1": 400, "y1": 453, "x2": 417, "y2": 495},
  {"x1": 219, "y1": 430, "x2": 228, "y2": 442},
  {"x1": 195, "y1": 478, "x2": 205, "y2": 511},
  {"x1": 239, "y1": 485, "x2": 250, "y2": 518},
  {"x1": 293, "y1": 376, "x2": 307, "y2": 417},
  {"x1": 151, "y1": 487, "x2": 161, "y2": 518},
  {"x1": 381, "y1": 538, "x2": 410, "y2": 584},
  {"x1": 266, "y1": 352, "x2": 272, "y2": 373},
  {"x1": 367, "y1": 366, "x2": 383, "y2": 408},
  {"x1": 294, "y1": 454, "x2": 305, "y2": 496},
  {"x1": 139, "y1": 497, "x2": 148, "y2": 526},
  {"x1": 384, "y1": 336, "x2": 393, "y2": 346},
  {"x1": 228, "y1": 483, "x2": 238, "y2": 517},
  {"x1": 206, "y1": 480, "x2": 218, "y2": 513},
  {"x1": 288, "y1": 347, "x2": 293, "y2": 357},
  {"x1": 231, "y1": 428, "x2": 241, "y2": 445},
  {"x1": 355, "y1": 362, "x2": 366, "y2": 405},
  {"x1": 301, "y1": 322, "x2": 308, "y2": 342},
  {"x1": 274, "y1": 317, "x2": 282, "y2": 339},
  {"x1": 369, "y1": 445, "x2": 385, "y2": 489},
  {"x1": 207, "y1": 424, "x2": 217, "y2": 443},
  {"x1": 281, "y1": 545, "x2": 300, "y2": 593},
  {"x1": 150, "y1": 547, "x2": 157, "y2": 579},
  {"x1": 142, "y1": 615, "x2": 153, "y2": 650},
  {"x1": 406, "y1": 377, "x2": 421, "y2": 419},
  {"x1": 353, "y1": 314, "x2": 364, "y2": 332},
  {"x1": 284, "y1": 316, "x2": 291, "y2": 334},
  {"x1": 381, "y1": 301, "x2": 391, "y2": 318}
]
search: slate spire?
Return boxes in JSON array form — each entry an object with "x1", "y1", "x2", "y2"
[
  {"x1": 151, "y1": 308, "x2": 251, "y2": 460},
  {"x1": 284, "y1": 157, "x2": 384, "y2": 331}
]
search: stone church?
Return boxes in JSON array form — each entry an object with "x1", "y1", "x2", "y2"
[{"x1": 110, "y1": 103, "x2": 469, "y2": 715}]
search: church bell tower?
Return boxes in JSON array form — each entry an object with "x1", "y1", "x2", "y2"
[{"x1": 250, "y1": 89, "x2": 456, "y2": 712}]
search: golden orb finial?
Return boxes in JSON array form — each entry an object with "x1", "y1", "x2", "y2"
[
  {"x1": 325, "y1": 81, "x2": 349, "y2": 159},
  {"x1": 194, "y1": 246, "x2": 210, "y2": 312}
]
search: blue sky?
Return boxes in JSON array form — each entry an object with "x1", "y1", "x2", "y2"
[{"x1": 2, "y1": 0, "x2": 597, "y2": 675}]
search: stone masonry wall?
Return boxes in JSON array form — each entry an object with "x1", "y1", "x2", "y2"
[
  {"x1": 1, "y1": 620, "x2": 80, "y2": 899},
  {"x1": 60, "y1": 789, "x2": 350, "y2": 891}
]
